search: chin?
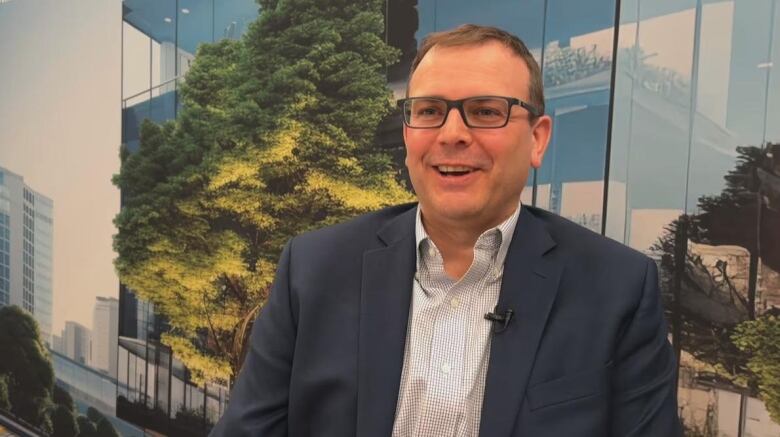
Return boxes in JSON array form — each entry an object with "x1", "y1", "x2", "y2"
[{"x1": 430, "y1": 200, "x2": 484, "y2": 221}]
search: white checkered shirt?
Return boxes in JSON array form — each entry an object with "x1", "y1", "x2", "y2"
[{"x1": 391, "y1": 203, "x2": 521, "y2": 437}]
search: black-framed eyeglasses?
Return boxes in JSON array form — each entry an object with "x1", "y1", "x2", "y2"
[{"x1": 397, "y1": 96, "x2": 542, "y2": 129}]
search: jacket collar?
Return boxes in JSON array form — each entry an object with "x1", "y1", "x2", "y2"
[
  {"x1": 478, "y1": 206, "x2": 561, "y2": 436},
  {"x1": 357, "y1": 206, "x2": 417, "y2": 436}
]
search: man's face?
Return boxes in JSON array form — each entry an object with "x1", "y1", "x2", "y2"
[{"x1": 404, "y1": 41, "x2": 552, "y2": 229}]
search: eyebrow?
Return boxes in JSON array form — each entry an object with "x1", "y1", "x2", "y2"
[
  {"x1": 407, "y1": 94, "x2": 447, "y2": 99},
  {"x1": 408, "y1": 95, "x2": 511, "y2": 99}
]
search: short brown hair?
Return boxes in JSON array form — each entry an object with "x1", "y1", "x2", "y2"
[{"x1": 409, "y1": 24, "x2": 545, "y2": 117}]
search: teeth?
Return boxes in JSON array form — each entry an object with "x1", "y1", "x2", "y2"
[{"x1": 437, "y1": 166, "x2": 473, "y2": 173}]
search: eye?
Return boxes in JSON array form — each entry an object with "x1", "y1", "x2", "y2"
[
  {"x1": 473, "y1": 107, "x2": 502, "y2": 117},
  {"x1": 417, "y1": 106, "x2": 442, "y2": 116},
  {"x1": 410, "y1": 100, "x2": 446, "y2": 118},
  {"x1": 465, "y1": 98, "x2": 509, "y2": 120},
  {"x1": 469, "y1": 106, "x2": 505, "y2": 119}
]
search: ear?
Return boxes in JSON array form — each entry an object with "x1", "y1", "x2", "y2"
[
  {"x1": 529, "y1": 115, "x2": 552, "y2": 169},
  {"x1": 402, "y1": 123, "x2": 412, "y2": 168}
]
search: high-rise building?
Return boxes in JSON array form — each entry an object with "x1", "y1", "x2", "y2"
[
  {"x1": 52, "y1": 333, "x2": 64, "y2": 355},
  {"x1": 0, "y1": 166, "x2": 54, "y2": 344},
  {"x1": 62, "y1": 320, "x2": 91, "y2": 365},
  {"x1": 91, "y1": 296, "x2": 119, "y2": 377}
]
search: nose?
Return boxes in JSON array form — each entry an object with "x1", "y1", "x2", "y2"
[{"x1": 437, "y1": 107, "x2": 472, "y2": 147}]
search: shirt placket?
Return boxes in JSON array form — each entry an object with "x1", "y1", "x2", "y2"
[
  {"x1": 460, "y1": 240, "x2": 500, "y2": 435},
  {"x1": 411, "y1": 245, "x2": 457, "y2": 436},
  {"x1": 420, "y1": 240, "x2": 497, "y2": 437}
]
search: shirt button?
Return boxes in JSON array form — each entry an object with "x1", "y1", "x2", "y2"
[
  {"x1": 441, "y1": 363, "x2": 451, "y2": 374},
  {"x1": 428, "y1": 247, "x2": 436, "y2": 257},
  {"x1": 450, "y1": 298, "x2": 460, "y2": 308}
]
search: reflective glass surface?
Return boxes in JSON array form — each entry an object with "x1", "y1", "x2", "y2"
[
  {"x1": 606, "y1": 0, "x2": 697, "y2": 247},
  {"x1": 416, "y1": 0, "x2": 546, "y2": 54},
  {"x1": 121, "y1": 0, "x2": 258, "y2": 152},
  {"x1": 534, "y1": 0, "x2": 617, "y2": 233},
  {"x1": 51, "y1": 350, "x2": 117, "y2": 412},
  {"x1": 214, "y1": 0, "x2": 258, "y2": 42},
  {"x1": 607, "y1": 0, "x2": 780, "y2": 433}
]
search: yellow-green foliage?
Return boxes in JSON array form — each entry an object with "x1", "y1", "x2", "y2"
[
  {"x1": 113, "y1": 0, "x2": 412, "y2": 387},
  {"x1": 162, "y1": 334, "x2": 233, "y2": 385},
  {"x1": 260, "y1": 125, "x2": 299, "y2": 164},
  {"x1": 733, "y1": 316, "x2": 780, "y2": 423},
  {"x1": 305, "y1": 171, "x2": 412, "y2": 211}
]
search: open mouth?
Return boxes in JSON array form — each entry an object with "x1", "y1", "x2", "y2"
[{"x1": 435, "y1": 165, "x2": 476, "y2": 177}]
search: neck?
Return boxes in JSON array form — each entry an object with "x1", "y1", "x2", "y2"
[{"x1": 420, "y1": 206, "x2": 516, "y2": 280}]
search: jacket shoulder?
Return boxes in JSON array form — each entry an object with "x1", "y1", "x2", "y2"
[{"x1": 291, "y1": 202, "x2": 416, "y2": 254}]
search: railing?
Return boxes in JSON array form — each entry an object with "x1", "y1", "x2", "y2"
[
  {"x1": 122, "y1": 74, "x2": 185, "y2": 109},
  {"x1": 0, "y1": 407, "x2": 45, "y2": 437}
]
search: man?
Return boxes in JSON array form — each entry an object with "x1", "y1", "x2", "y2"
[{"x1": 212, "y1": 24, "x2": 682, "y2": 436}]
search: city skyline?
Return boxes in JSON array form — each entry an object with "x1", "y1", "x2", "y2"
[{"x1": 52, "y1": 295, "x2": 119, "y2": 376}]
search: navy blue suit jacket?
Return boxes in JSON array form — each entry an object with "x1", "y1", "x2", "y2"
[{"x1": 211, "y1": 203, "x2": 682, "y2": 436}]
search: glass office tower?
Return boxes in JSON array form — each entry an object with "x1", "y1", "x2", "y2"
[
  {"x1": 0, "y1": 166, "x2": 54, "y2": 346},
  {"x1": 121, "y1": 0, "x2": 780, "y2": 435}
]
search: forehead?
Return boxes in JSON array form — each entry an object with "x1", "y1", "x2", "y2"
[{"x1": 408, "y1": 41, "x2": 531, "y2": 100}]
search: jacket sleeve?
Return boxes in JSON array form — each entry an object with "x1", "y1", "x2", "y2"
[
  {"x1": 610, "y1": 258, "x2": 683, "y2": 436},
  {"x1": 210, "y1": 240, "x2": 296, "y2": 437}
]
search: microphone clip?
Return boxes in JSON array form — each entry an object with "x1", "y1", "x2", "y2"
[{"x1": 484, "y1": 307, "x2": 514, "y2": 333}]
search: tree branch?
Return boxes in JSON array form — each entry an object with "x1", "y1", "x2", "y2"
[{"x1": 201, "y1": 292, "x2": 228, "y2": 362}]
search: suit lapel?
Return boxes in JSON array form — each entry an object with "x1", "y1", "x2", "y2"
[
  {"x1": 479, "y1": 207, "x2": 562, "y2": 437},
  {"x1": 356, "y1": 207, "x2": 416, "y2": 437}
]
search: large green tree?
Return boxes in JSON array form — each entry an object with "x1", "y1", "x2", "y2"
[
  {"x1": 114, "y1": 0, "x2": 411, "y2": 386},
  {"x1": 0, "y1": 305, "x2": 54, "y2": 429}
]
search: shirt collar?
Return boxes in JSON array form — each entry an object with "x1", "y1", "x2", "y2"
[{"x1": 414, "y1": 199, "x2": 523, "y2": 271}]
